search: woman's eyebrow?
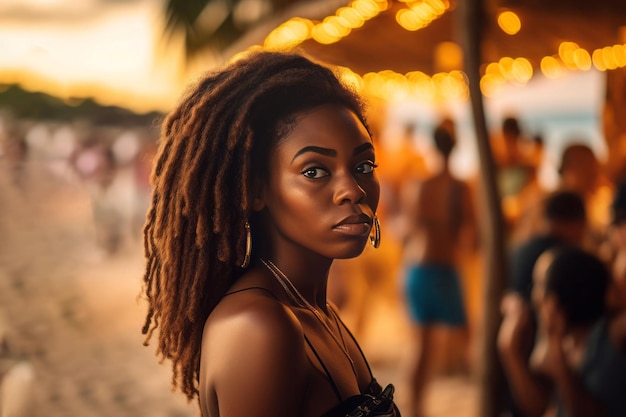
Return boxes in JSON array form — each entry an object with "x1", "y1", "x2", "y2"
[
  {"x1": 353, "y1": 142, "x2": 374, "y2": 156},
  {"x1": 291, "y1": 142, "x2": 374, "y2": 162},
  {"x1": 292, "y1": 146, "x2": 336, "y2": 161}
]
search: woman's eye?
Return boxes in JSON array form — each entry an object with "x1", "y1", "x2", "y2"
[
  {"x1": 302, "y1": 167, "x2": 329, "y2": 179},
  {"x1": 356, "y1": 161, "x2": 377, "y2": 174}
]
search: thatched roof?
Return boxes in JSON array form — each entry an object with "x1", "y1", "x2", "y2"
[{"x1": 225, "y1": 0, "x2": 626, "y2": 76}]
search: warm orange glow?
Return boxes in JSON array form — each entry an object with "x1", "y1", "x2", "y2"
[
  {"x1": 512, "y1": 57, "x2": 533, "y2": 82},
  {"x1": 434, "y1": 41, "x2": 463, "y2": 71},
  {"x1": 311, "y1": 23, "x2": 342, "y2": 44},
  {"x1": 541, "y1": 56, "x2": 564, "y2": 78},
  {"x1": 8, "y1": 0, "x2": 626, "y2": 113},
  {"x1": 602, "y1": 46, "x2": 618, "y2": 70},
  {"x1": 480, "y1": 73, "x2": 506, "y2": 97},
  {"x1": 353, "y1": 67, "x2": 468, "y2": 103},
  {"x1": 558, "y1": 41, "x2": 580, "y2": 70},
  {"x1": 336, "y1": 66, "x2": 364, "y2": 91},
  {"x1": 485, "y1": 62, "x2": 501, "y2": 76},
  {"x1": 396, "y1": 9, "x2": 423, "y2": 31},
  {"x1": 272, "y1": 0, "x2": 386, "y2": 47},
  {"x1": 573, "y1": 48, "x2": 592, "y2": 70},
  {"x1": 498, "y1": 57, "x2": 515, "y2": 79},
  {"x1": 0, "y1": 1, "x2": 184, "y2": 113},
  {"x1": 497, "y1": 11, "x2": 521, "y2": 35},
  {"x1": 337, "y1": 7, "x2": 366, "y2": 28},
  {"x1": 612, "y1": 44, "x2": 626, "y2": 67},
  {"x1": 425, "y1": 0, "x2": 449, "y2": 14},
  {"x1": 592, "y1": 49, "x2": 608, "y2": 71},
  {"x1": 324, "y1": 16, "x2": 351, "y2": 37},
  {"x1": 264, "y1": 18, "x2": 313, "y2": 50},
  {"x1": 491, "y1": 56, "x2": 532, "y2": 83},
  {"x1": 353, "y1": 0, "x2": 380, "y2": 19},
  {"x1": 396, "y1": 0, "x2": 449, "y2": 32}
]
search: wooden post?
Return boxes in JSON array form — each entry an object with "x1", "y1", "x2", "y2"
[
  {"x1": 456, "y1": 1, "x2": 507, "y2": 417},
  {"x1": 603, "y1": 67, "x2": 626, "y2": 182}
]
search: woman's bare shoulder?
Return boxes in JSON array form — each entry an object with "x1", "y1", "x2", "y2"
[
  {"x1": 200, "y1": 286, "x2": 309, "y2": 416},
  {"x1": 204, "y1": 286, "x2": 302, "y2": 350}
]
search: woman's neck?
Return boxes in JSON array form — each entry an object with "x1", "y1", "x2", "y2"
[{"x1": 261, "y1": 256, "x2": 331, "y2": 310}]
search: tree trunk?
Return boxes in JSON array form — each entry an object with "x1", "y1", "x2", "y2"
[{"x1": 456, "y1": 1, "x2": 507, "y2": 417}]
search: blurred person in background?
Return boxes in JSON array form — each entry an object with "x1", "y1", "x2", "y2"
[
  {"x1": 0, "y1": 124, "x2": 28, "y2": 190},
  {"x1": 70, "y1": 137, "x2": 125, "y2": 256},
  {"x1": 491, "y1": 116, "x2": 536, "y2": 167},
  {"x1": 499, "y1": 246, "x2": 626, "y2": 417},
  {"x1": 508, "y1": 133, "x2": 548, "y2": 245},
  {"x1": 556, "y1": 142, "x2": 613, "y2": 253},
  {"x1": 398, "y1": 119, "x2": 477, "y2": 417},
  {"x1": 491, "y1": 116, "x2": 544, "y2": 243},
  {"x1": 503, "y1": 190, "x2": 587, "y2": 417},
  {"x1": 508, "y1": 191, "x2": 587, "y2": 303}
]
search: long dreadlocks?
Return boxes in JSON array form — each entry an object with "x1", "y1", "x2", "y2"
[{"x1": 141, "y1": 50, "x2": 369, "y2": 401}]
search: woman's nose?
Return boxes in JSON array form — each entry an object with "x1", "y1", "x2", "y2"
[{"x1": 333, "y1": 174, "x2": 366, "y2": 204}]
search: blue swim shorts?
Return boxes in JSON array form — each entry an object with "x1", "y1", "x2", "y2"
[{"x1": 404, "y1": 263, "x2": 466, "y2": 326}]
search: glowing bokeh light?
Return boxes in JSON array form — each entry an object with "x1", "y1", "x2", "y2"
[
  {"x1": 264, "y1": 18, "x2": 313, "y2": 50},
  {"x1": 541, "y1": 56, "x2": 564, "y2": 78},
  {"x1": 592, "y1": 49, "x2": 608, "y2": 71},
  {"x1": 558, "y1": 41, "x2": 580, "y2": 70},
  {"x1": 497, "y1": 11, "x2": 521, "y2": 35},
  {"x1": 573, "y1": 48, "x2": 592, "y2": 70},
  {"x1": 511, "y1": 57, "x2": 533, "y2": 82}
]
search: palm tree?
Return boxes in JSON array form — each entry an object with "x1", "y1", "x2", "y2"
[{"x1": 162, "y1": 0, "x2": 306, "y2": 59}]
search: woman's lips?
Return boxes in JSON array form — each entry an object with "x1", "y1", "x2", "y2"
[
  {"x1": 333, "y1": 214, "x2": 372, "y2": 236},
  {"x1": 333, "y1": 222, "x2": 371, "y2": 236}
]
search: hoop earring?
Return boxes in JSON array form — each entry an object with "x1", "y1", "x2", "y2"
[
  {"x1": 240, "y1": 221, "x2": 252, "y2": 268},
  {"x1": 369, "y1": 215, "x2": 381, "y2": 249}
]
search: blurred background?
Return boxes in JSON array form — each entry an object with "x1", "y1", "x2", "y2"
[{"x1": 1, "y1": 0, "x2": 625, "y2": 416}]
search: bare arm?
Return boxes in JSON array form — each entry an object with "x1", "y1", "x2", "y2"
[
  {"x1": 534, "y1": 318, "x2": 606, "y2": 417},
  {"x1": 497, "y1": 293, "x2": 551, "y2": 417}
]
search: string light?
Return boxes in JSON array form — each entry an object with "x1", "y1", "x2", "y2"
[
  {"x1": 261, "y1": 2, "x2": 626, "y2": 102},
  {"x1": 497, "y1": 10, "x2": 521, "y2": 35},
  {"x1": 396, "y1": 0, "x2": 450, "y2": 31}
]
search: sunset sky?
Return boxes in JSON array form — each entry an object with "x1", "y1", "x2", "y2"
[{"x1": 0, "y1": 0, "x2": 201, "y2": 113}]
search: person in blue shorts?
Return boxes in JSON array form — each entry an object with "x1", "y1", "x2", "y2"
[
  {"x1": 405, "y1": 263, "x2": 466, "y2": 326},
  {"x1": 399, "y1": 120, "x2": 477, "y2": 417}
]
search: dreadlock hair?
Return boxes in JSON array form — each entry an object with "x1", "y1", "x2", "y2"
[{"x1": 141, "y1": 50, "x2": 367, "y2": 401}]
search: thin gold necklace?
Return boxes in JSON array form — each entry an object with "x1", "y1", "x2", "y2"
[{"x1": 261, "y1": 259, "x2": 357, "y2": 377}]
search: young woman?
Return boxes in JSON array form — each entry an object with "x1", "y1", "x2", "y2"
[{"x1": 141, "y1": 51, "x2": 400, "y2": 417}]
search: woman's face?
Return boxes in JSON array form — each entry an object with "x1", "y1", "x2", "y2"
[{"x1": 260, "y1": 104, "x2": 380, "y2": 261}]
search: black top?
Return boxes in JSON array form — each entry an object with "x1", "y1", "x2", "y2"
[
  {"x1": 509, "y1": 234, "x2": 565, "y2": 300},
  {"x1": 224, "y1": 287, "x2": 401, "y2": 417}
]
